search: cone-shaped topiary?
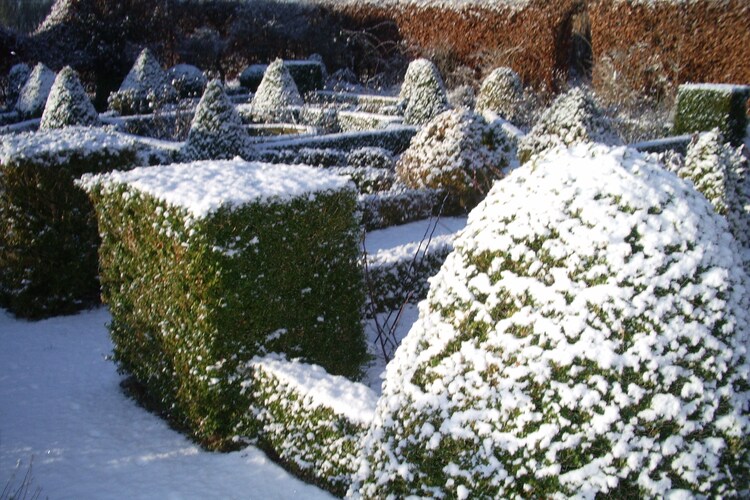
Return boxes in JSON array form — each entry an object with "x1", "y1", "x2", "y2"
[
  {"x1": 399, "y1": 58, "x2": 449, "y2": 126},
  {"x1": 396, "y1": 109, "x2": 513, "y2": 209},
  {"x1": 251, "y1": 58, "x2": 303, "y2": 112},
  {"x1": 168, "y1": 64, "x2": 207, "y2": 98},
  {"x1": 40, "y1": 66, "x2": 100, "y2": 130},
  {"x1": 180, "y1": 79, "x2": 248, "y2": 161},
  {"x1": 518, "y1": 86, "x2": 620, "y2": 163},
  {"x1": 15, "y1": 63, "x2": 55, "y2": 118},
  {"x1": 475, "y1": 67, "x2": 523, "y2": 122},
  {"x1": 6, "y1": 63, "x2": 31, "y2": 109},
  {"x1": 108, "y1": 48, "x2": 177, "y2": 115},
  {"x1": 675, "y1": 129, "x2": 750, "y2": 253},
  {"x1": 353, "y1": 144, "x2": 750, "y2": 498}
]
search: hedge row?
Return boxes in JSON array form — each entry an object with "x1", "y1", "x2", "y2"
[
  {"x1": 256, "y1": 126, "x2": 417, "y2": 155},
  {"x1": 81, "y1": 160, "x2": 368, "y2": 448},
  {"x1": 0, "y1": 127, "x2": 136, "y2": 319},
  {"x1": 240, "y1": 355, "x2": 377, "y2": 496},
  {"x1": 358, "y1": 188, "x2": 443, "y2": 231}
]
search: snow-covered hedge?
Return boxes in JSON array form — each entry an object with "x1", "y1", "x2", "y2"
[
  {"x1": 475, "y1": 67, "x2": 523, "y2": 122},
  {"x1": 15, "y1": 62, "x2": 55, "y2": 118},
  {"x1": 337, "y1": 111, "x2": 402, "y2": 132},
  {"x1": 399, "y1": 59, "x2": 449, "y2": 126},
  {"x1": 240, "y1": 355, "x2": 377, "y2": 496},
  {"x1": 0, "y1": 127, "x2": 136, "y2": 319},
  {"x1": 359, "y1": 187, "x2": 442, "y2": 231},
  {"x1": 396, "y1": 109, "x2": 514, "y2": 209},
  {"x1": 168, "y1": 64, "x2": 207, "y2": 98},
  {"x1": 180, "y1": 79, "x2": 249, "y2": 161},
  {"x1": 352, "y1": 144, "x2": 750, "y2": 498},
  {"x1": 673, "y1": 83, "x2": 750, "y2": 147},
  {"x1": 39, "y1": 66, "x2": 100, "y2": 130},
  {"x1": 108, "y1": 48, "x2": 178, "y2": 115},
  {"x1": 241, "y1": 60, "x2": 325, "y2": 95},
  {"x1": 674, "y1": 129, "x2": 750, "y2": 253},
  {"x1": 257, "y1": 126, "x2": 417, "y2": 156},
  {"x1": 80, "y1": 160, "x2": 367, "y2": 448},
  {"x1": 518, "y1": 86, "x2": 620, "y2": 163},
  {"x1": 251, "y1": 59, "x2": 303, "y2": 121}
]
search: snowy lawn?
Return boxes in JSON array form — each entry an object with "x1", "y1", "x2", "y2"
[{"x1": 0, "y1": 308, "x2": 334, "y2": 499}]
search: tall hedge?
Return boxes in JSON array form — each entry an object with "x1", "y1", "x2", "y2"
[
  {"x1": 80, "y1": 160, "x2": 368, "y2": 448},
  {"x1": 0, "y1": 127, "x2": 136, "y2": 319}
]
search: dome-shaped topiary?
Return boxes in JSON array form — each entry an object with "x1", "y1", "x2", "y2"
[
  {"x1": 518, "y1": 87, "x2": 619, "y2": 163},
  {"x1": 40, "y1": 66, "x2": 100, "y2": 130},
  {"x1": 676, "y1": 129, "x2": 750, "y2": 253},
  {"x1": 15, "y1": 63, "x2": 55, "y2": 118},
  {"x1": 6, "y1": 63, "x2": 31, "y2": 109},
  {"x1": 108, "y1": 48, "x2": 177, "y2": 115},
  {"x1": 168, "y1": 64, "x2": 207, "y2": 98},
  {"x1": 353, "y1": 144, "x2": 750, "y2": 499},
  {"x1": 180, "y1": 79, "x2": 248, "y2": 161},
  {"x1": 251, "y1": 58, "x2": 303, "y2": 112},
  {"x1": 475, "y1": 67, "x2": 523, "y2": 122},
  {"x1": 396, "y1": 109, "x2": 513, "y2": 209},
  {"x1": 399, "y1": 58, "x2": 449, "y2": 126}
]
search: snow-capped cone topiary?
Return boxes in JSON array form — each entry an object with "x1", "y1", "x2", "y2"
[
  {"x1": 399, "y1": 58, "x2": 449, "y2": 126},
  {"x1": 6, "y1": 63, "x2": 31, "y2": 109},
  {"x1": 353, "y1": 144, "x2": 750, "y2": 498},
  {"x1": 168, "y1": 64, "x2": 207, "y2": 98},
  {"x1": 15, "y1": 63, "x2": 55, "y2": 118},
  {"x1": 518, "y1": 86, "x2": 619, "y2": 163},
  {"x1": 676, "y1": 129, "x2": 750, "y2": 252},
  {"x1": 181, "y1": 79, "x2": 248, "y2": 161},
  {"x1": 475, "y1": 67, "x2": 523, "y2": 122},
  {"x1": 251, "y1": 58, "x2": 303, "y2": 112},
  {"x1": 40, "y1": 66, "x2": 99, "y2": 130},
  {"x1": 108, "y1": 48, "x2": 177, "y2": 115},
  {"x1": 396, "y1": 109, "x2": 514, "y2": 209}
]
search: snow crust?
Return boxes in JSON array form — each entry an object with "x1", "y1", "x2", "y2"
[
  {"x1": 250, "y1": 355, "x2": 378, "y2": 425},
  {"x1": 0, "y1": 127, "x2": 134, "y2": 165},
  {"x1": 79, "y1": 159, "x2": 354, "y2": 218},
  {"x1": 364, "y1": 216, "x2": 467, "y2": 266}
]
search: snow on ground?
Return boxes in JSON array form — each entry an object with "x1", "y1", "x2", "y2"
[{"x1": 0, "y1": 308, "x2": 334, "y2": 500}]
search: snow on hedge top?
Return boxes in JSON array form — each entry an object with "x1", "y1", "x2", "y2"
[
  {"x1": 0, "y1": 127, "x2": 134, "y2": 166},
  {"x1": 15, "y1": 62, "x2": 55, "y2": 118},
  {"x1": 79, "y1": 159, "x2": 354, "y2": 218},
  {"x1": 40, "y1": 66, "x2": 100, "y2": 130},
  {"x1": 680, "y1": 82, "x2": 750, "y2": 94},
  {"x1": 251, "y1": 58, "x2": 303, "y2": 110},
  {"x1": 250, "y1": 354, "x2": 377, "y2": 425},
  {"x1": 119, "y1": 48, "x2": 172, "y2": 95},
  {"x1": 353, "y1": 144, "x2": 750, "y2": 498}
]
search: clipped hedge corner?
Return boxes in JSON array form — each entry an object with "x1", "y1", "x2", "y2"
[
  {"x1": 673, "y1": 83, "x2": 750, "y2": 147},
  {"x1": 0, "y1": 127, "x2": 136, "y2": 319},
  {"x1": 80, "y1": 160, "x2": 368, "y2": 448}
]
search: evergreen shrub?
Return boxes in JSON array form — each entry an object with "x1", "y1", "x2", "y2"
[
  {"x1": 241, "y1": 60, "x2": 325, "y2": 94},
  {"x1": 39, "y1": 66, "x2": 100, "y2": 130},
  {"x1": 14, "y1": 62, "x2": 55, "y2": 118},
  {"x1": 80, "y1": 160, "x2": 368, "y2": 447},
  {"x1": 673, "y1": 83, "x2": 750, "y2": 147},
  {"x1": 399, "y1": 58, "x2": 449, "y2": 126},
  {"x1": 6, "y1": 62, "x2": 30, "y2": 109},
  {"x1": 168, "y1": 64, "x2": 207, "y2": 98},
  {"x1": 0, "y1": 127, "x2": 136, "y2": 318},
  {"x1": 108, "y1": 48, "x2": 178, "y2": 116},
  {"x1": 475, "y1": 67, "x2": 523, "y2": 122}
]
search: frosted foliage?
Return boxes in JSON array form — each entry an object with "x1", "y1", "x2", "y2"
[
  {"x1": 15, "y1": 63, "x2": 55, "y2": 118},
  {"x1": 475, "y1": 67, "x2": 523, "y2": 121},
  {"x1": 120, "y1": 48, "x2": 172, "y2": 95},
  {"x1": 353, "y1": 144, "x2": 750, "y2": 499},
  {"x1": 181, "y1": 80, "x2": 248, "y2": 161},
  {"x1": 251, "y1": 59, "x2": 303, "y2": 110},
  {"x1": 396, "y1": 109, "x2": 513, "y2": 208},
  {"x1": 399, "y1": 59, "x2": 449, "y2": 126},
  {"x1": 7, "y1": 63, "x2": 31, "y2": 107},
  {"x1": 518, "y1": 87, "x2": 620, "y2": 162},
  {"x1": 36, "y1": 0, "x2": 73, "y2": 32},
  {"x1": 678, "y1": 129, "x2": 750, "y2": 251},
  {"x1": 40, "y1": 66, "x2": 99, "y2": 130}
]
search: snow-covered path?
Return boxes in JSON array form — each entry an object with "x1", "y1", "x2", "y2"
[{"x1": 0, "y1": 308, "x2": 333, "y2": 499}]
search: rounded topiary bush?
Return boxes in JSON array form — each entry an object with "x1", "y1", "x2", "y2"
[
  {"x1": 396, "y1": 109, "x2": 513, "y2": 209},
  {"x1": 180, "y1": 79, "x2": 248, "y2": 161},
  {"x1": 518, "y1": 86, "x2": 619, "y2": 163},
  {"x1": 168, "y1": 64, "x2": 207, "y2": 98},
  {"x1": 399, "y1": 58, "x2": 449, "y2": 126},
  {"x1": 15, "y1": 62, "x2": 55, "y2": 118},
  {"x1": 40, "y1": 66, "x2": 100, "y2": 130},
  {"x1": 251, "y1": 58, "x2": 303, "y2": 113},
  {"x1": 108, "y1": 48, "x2": 177, "y2": 115},
  {"x1": 475, "y1": 67, "x2": 523, "y2": 122},
  {"x1": 353, "y1": 144, "x2": 750, "y2": 499}
]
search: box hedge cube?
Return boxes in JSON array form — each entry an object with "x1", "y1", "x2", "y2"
[
  {"x1": 673, "y1": 83, "x2": 750, "y2": 146},
  {"x1": 79, "y1": 159, "x2": 367, "y2": 447},
  {"x1": 0, "y1": 127, "x2": 136, "y2": 319}
]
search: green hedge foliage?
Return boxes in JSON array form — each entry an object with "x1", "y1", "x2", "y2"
[
  {"x1": 673, "y1": 83, "x2": 750, "y2": 147},
  {"x1": 0, "y1": 127, "x2": 136, "y2": 319},
  {"x1": 82, "y1": 161, "x2": 367, "y2": 448}
]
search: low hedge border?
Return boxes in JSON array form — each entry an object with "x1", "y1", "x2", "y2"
[
  {"x1": 255, "y1": 126, "x2": 417, "y2": 155},
  {"x1": 358, "y1": 187, "x2": 443, "y2": 231}
]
